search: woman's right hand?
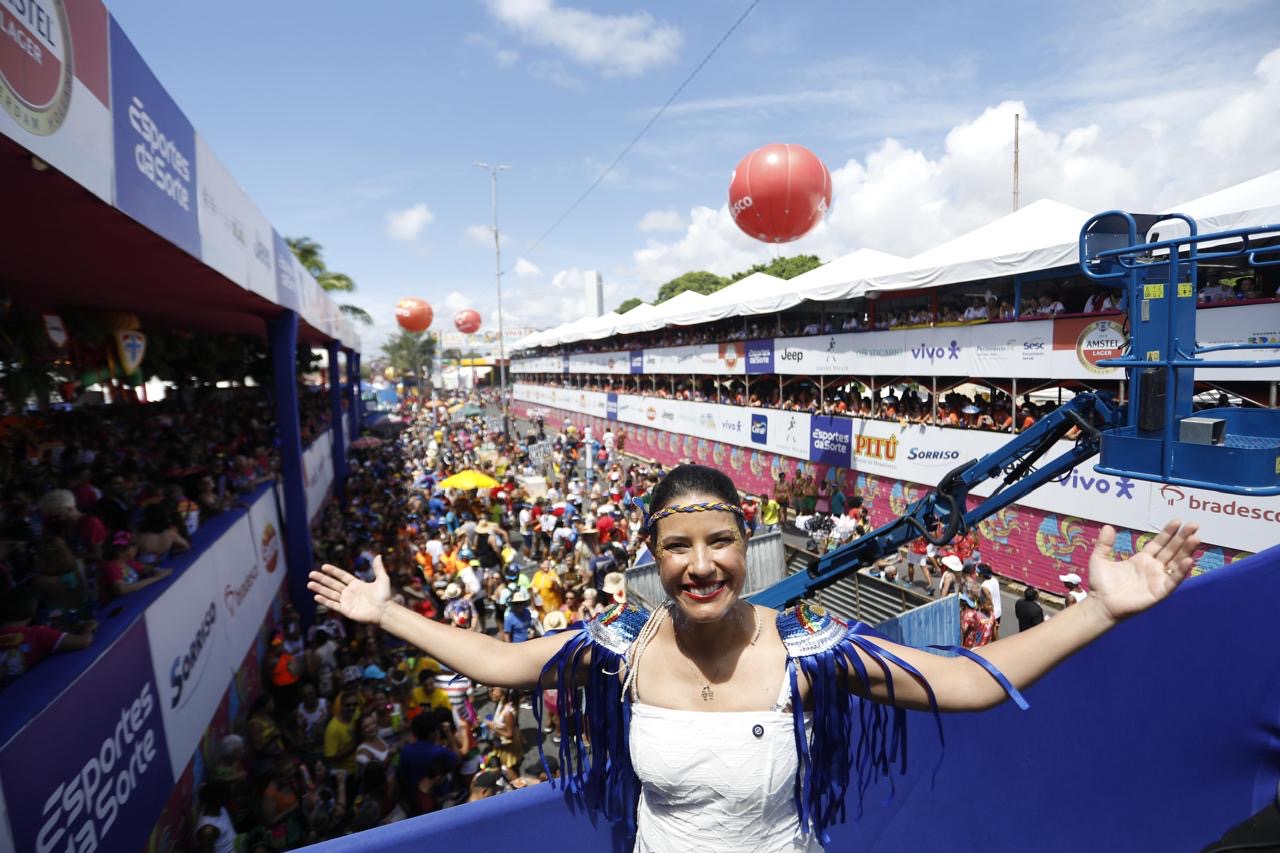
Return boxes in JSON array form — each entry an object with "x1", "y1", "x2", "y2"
[{"x1": 308, "y1": 555, "x2": 392, "y2": 625}]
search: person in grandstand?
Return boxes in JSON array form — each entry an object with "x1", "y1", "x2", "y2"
[{"x1": 310, "y1": 463, "x2": 1199, "y2": 851}]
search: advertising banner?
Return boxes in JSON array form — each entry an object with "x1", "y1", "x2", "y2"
[
  {"x1": 303, "y1": 431, "x2": 334, "y2": 522},
  {"x1": 643, "y1": 343, "x2": 745, "y2": 375},
  {"x1": 630, "y1": 350, "x2": 644, "y2": 374},
  {"x1": 745, "y1": 339, "x2": 774, "y2": 374},
  {"x1": 0, "y1": 620, "x2": 172, "y2": 853},
  {"x1": 221, "y1": 491, "x2": 286, "y2": 665},
  {"x1": 1194, "y1": 302, "x2": 1280, "y2": 381},
  {"x1": 272, "y1": 228, "x2": 300, "y2": 311},
  {"x1": 109, "y1": 17, "x2": 200, "y2": 258},
  {"x1": 810, "y1": 415, "x2": 853, "y2": 467},
  {"x1": 145, "y1": 549, "x2": 232, "y2": 782},
  {"x1": 1052, "y1": 315, "x2": 1124, "y2": 378},
  {"x1": 606, "y1": 393, "x2": 619, "y2": 421},
  {"x1": 0, "y1": 0, "x2": 113, "y2": 201},
  {"x1": 568, "y1": 351, "x2": 631, "y2": 375},
  {"x1": 195, "y1": 134, "x2": 278, "y2": 302}
]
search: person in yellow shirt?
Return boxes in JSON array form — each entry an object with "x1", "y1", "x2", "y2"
[
  {"x1": 760, "y1": 495, "x2": 781, "y2": 533},
  {"x1": 408, "y1": 668, "x2": 452, "y2": 718},
  {"x1": 530, "y1": 560, "x2": 563, "y2": 617},
  {"x1": 323, "y1": 692, "x2": 360, "y2": 775}
]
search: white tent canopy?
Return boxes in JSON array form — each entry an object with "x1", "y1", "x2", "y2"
[
  {"x1": 860, "y1": 199, "x2": 1092, "y2": 296},
  {"x1": 616, "y1": 289, "x2": 709, "y2": 334},
  {"x1": 741, "y1": 248, "x2": 909, "y2": 314},
  {"x1": 1161, "y1": 169, "x2": 1280, "y2": 238},
  {"x1": 663, "y1": 272, "x2": 784, "y2": 326}
]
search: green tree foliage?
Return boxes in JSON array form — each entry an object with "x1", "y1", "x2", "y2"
[
  {"x1": 286, "y1": 236, "x2": 370, "y2": 324},
  {"x1": 616, "y1": 297, "x2": 645, "y2": 314},
  {"x1": 381, "y1": 331, "x2": 435, "y2": 381},
  {"x1": 655, "y1": 270, "x2": 727, "y2": 303},
  {"x1": 728, "y1": 254, "x2": 823, "y2": 283}
]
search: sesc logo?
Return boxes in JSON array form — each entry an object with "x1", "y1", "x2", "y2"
[{"x1": 751, "y1": 414, "x2": 767, "y2": 444}]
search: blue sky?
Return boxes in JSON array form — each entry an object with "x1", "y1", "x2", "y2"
[{"x1": 106, "y1": 0, "x2": 1280, "y2": 352}]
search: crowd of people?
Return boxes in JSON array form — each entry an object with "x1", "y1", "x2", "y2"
[
  {"x1": 191, "y1": 394, "x2": 681, "y2": 850},
  {"x1": 0, "y1": 389, "x2": 331, "y2": 685}
]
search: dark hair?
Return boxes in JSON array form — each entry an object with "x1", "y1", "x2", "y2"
[
  {"x1": 139, "y1": 503, "x2": 172, "y2": 534},
  {"x1": 646, "y1": 464, "x2": 744, "y2": 537},
  {"x1": 411, "y1": 710, "x2": 437, "y2": 741},
  {"x1": 1024, "y1": 587, "x2": 1039, "y2": 600}
]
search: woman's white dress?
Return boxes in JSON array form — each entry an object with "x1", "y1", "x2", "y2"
[{"x1": 629, "y1": 679, "x2": 822, "y2": 853}]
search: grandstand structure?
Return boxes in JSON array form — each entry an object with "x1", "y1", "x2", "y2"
[
  {"x1": 0, "y1": 4, "x2": 361, "y2": 850},
  {"x1": 508, "y1": 170, "x2": 1280, "y2": 593}
]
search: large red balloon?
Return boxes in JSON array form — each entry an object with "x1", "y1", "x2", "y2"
[
  {"x1": 454, "y1": 309, "x2": 482, "y2": 335},
  {"x1": 395, "y1": 297, "x2": 433, "y2": 333},
  {"x1": 728, "y1": 143, "x2": 831, "y2": 243}
]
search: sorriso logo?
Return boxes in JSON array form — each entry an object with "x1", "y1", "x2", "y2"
[
  {"x1": 169, "y1": 602, "x2": 217, "y2": 709},
  {"x1": 751, "y1": 414, "x2": 767, "y2": 444}
]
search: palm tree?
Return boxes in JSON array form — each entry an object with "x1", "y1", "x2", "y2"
[
  {"x1": 380, "y1": 331, "x2": 436, "y2": 387},
  {"x1": 285, "y1": 236, "x2": 372, "y2": 325}
]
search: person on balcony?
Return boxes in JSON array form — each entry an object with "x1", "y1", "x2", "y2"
[{"x1": 310, "y1": 464, "x2": 1199, "y2": 852}]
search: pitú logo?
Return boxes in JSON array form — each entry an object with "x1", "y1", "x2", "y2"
[
  {"x1": 1053, "y1": 468, "x2": 1135, "y2": 499},
  {"x1": 751, "y1": 414, "x2": 767, "y2": 444},
  {"x1": 261, "y1": 522, "x2": 279, "y2": 573},
  {"x1": 170, "y1": 602, "x2": 217, "y2": 709},
  {"x1": 855, "y1": 434, "x2": 898, "y2": 461},
  {"x1": 911, "y1": 340, "x2": 961, "y2": 362},
  {"x1": 0, "y1": 0, "x2": 72, "y2": 136}
]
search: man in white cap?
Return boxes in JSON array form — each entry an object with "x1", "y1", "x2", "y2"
[
  {"x1": 1060, "y1": 571, "x2": 1087, "y2": 607},
  {"x1": 502, "y1": 589, "x2": 534, "y2": 644}
]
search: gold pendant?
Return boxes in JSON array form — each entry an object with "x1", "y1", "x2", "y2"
[{"x1": 701, "y1": 685, "x2": 714, "y2": 701}]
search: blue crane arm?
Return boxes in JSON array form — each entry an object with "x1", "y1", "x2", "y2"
[{"x1": 749, "y1": 391, "x2": 1124, "y2": 609}]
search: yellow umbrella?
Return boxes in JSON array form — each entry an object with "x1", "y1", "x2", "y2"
[{"x1": 438, "y1": 470, "x2": 499, "y2": 490}]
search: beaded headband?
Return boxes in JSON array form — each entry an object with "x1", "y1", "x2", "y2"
[{"x1": 644, "y1": 501, "x2": 744, "y2": 532}]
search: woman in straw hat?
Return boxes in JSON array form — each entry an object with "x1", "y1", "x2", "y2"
[{"x1": 311, "y1": 464, "x2": 1198, "y2": 851}]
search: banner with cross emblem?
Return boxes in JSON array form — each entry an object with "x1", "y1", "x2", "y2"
[{"x1": 116, "y1": 329, "x2": 147, "y2": 374}]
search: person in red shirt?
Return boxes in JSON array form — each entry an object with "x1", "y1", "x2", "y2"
[
  {"x1": 595, "y1": 512, "x2": 616, "y2": 541},
  {"x1": 98, "y1": 532, "x2": 172, "y2": 605},
  {"x1": 0, "y1": 590, "x2": 96, "y2": 684}
]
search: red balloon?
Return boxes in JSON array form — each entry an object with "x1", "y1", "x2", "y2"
[
  {"x1": 454, "y1": 309, "x2": 482, "y2": 334},
  {"x1": 395, "y1": 297, "x2": 433, "y2": 333},
  {"x1": 728, "y1": 143, "x2": 832, "y2": 243}
]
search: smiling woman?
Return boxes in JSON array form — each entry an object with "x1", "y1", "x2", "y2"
[{"x1": 309, "y1": 464, "x2": 1201, "y2": 852}]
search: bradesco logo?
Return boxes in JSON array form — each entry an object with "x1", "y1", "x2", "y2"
[
  {"x1": 1053, "y1": 467, "x2": 1135, "y2": 499},
  {"x1": 169, "y1": 601, "x2": 216, "y2": 710},
  {"x1": 750, "y1": 414, "x2": 767, "y2": 444},
  {"x1": 0, "y1": 0, "x2": 73, "y2": 135},
  {"x1": 1160, "y1": 484, "x2": 1280, "y2": 520}
]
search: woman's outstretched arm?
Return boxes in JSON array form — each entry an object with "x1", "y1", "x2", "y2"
[
  {"x1": 309, "y1": 556, "x2": 576, "y2": 689},
  {"x1": 848, "y1": 519, "x2": 1200, "y2": 712}
]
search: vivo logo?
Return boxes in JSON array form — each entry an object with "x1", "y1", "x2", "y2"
[
  {"x1": 911, "y1": 340, "x2": 961, "y2": 362},
  {"x1": 1053, "y1": 468, "x2": 1135, "y2": 499}
]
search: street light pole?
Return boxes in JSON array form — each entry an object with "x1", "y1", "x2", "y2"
[{"x1": 475, "y1": 161, "x2": 511, "y2": 439}]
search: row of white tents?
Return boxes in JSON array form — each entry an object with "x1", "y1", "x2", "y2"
[{"x1": 514, "y1": 169, "x2": 1280, "y2": 351}]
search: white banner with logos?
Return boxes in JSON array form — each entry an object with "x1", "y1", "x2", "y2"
[
  {"x1": 568, "y1": 351, "x2": 632, "y2": 375},
  {"x1": 644, "y1": 343, "x2": 746, "y2": 375},
  {"x1": 221, "y1": 489, "x2": 286, "y2": 665},
  {"x1": 512, "y1": 355, "x2": 562, "y2": 375},
  {"x1": 304, "y1": 430, "x2": 334, "y2": 522},
  {"x1": 195, "y1": 134, "x2": 278, "y2": 303},
  {"x1": 145, "y1": 538, "x2": 233, "y2": 781}
]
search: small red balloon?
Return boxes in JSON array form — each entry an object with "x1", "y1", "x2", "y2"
[
  {"x1": 728, "y1": 143, "x2": 832, "y2": 243},
  {"x1": 454, "y1": 309, "x2": 482, "y2": 334},
  {"x1": 395, "y1": 297, "x2": 433, "y2": 333}
]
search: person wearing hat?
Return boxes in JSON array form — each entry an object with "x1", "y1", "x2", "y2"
[
  {"x1": 542, "y1": 609, "x2": 568, "y2": 632},
  {"x1": 1060, "y1": 572, "x2": 1088, "y2": 607},
  {"x1": 310, "y1": 464, "x2": 1202, "y2": 851},
  {"x1": 978, "y1": 564, "x2": 1002, "y2": 638},
  {"x1": 937, "y1": 554, "x2": 964, "y2": 598},
  {"x1": 602, "y1": 571, "x2": 625, "y2": 605},
  {"x1": 502, "y1": 589, "x2": 535, "y2": 644},
  {"x1": 442, "y1": 583, "x2": 480, "y2": 632}
]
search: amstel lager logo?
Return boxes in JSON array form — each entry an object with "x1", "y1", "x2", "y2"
[
  {"x1": 1076, "y1": 319, "x2": 1126, "y2": 374},
  {"x1": 0, "y1": 0, "x2": 73, "y2": 135}
]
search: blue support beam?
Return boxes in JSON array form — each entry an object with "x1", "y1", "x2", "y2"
[
  {"x1": 327, "y1": 341, "x2": 348, "y2": 500},
  {"x1": 268, "y1": 310, "x2": 315, "y2": 622},
  {"x1": 346, "y1": 347, "x2": 359, "y2": 443}
]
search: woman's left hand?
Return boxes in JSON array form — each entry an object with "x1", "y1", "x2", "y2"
[{"x1": 1087, "y1": 519, "x2": 1200, "y2": 624}]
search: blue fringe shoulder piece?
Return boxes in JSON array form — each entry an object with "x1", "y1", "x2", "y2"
[
  {"x1": 776, "y1": 603, "x2": 1029, "y2": 847},
  {"x1": 535, "y1": 601, "x2": 651, "y2": 851}
]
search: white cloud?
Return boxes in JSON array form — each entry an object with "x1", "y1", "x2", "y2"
[
  {"x1": 499, "y1": 267, "x2": 623, "y2": 329},
  {"x1": 486, "y1": 0, "x2": 681, "y2": 76},
  {"x1": 386, "y1": 203, "x2": 434, "y2": 242},
  {"x1": 466, "y1": 224, "x2": 494, "y2": 245},
  {"x1": 514, "y1": 257, "x2": 540, "y2": 277},
  {"x1": 444, "y1": 291, "x2": 472, "y2": 313},
  {"x1": 464, "y1": 32, "x2": 520, "y2": 68},
  {"x1": 638, "y1": 209, "x2": 686, "y2": 232},
  {"x1": 624, "y1": 48, "x2": 1280, "y2": 288}
]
